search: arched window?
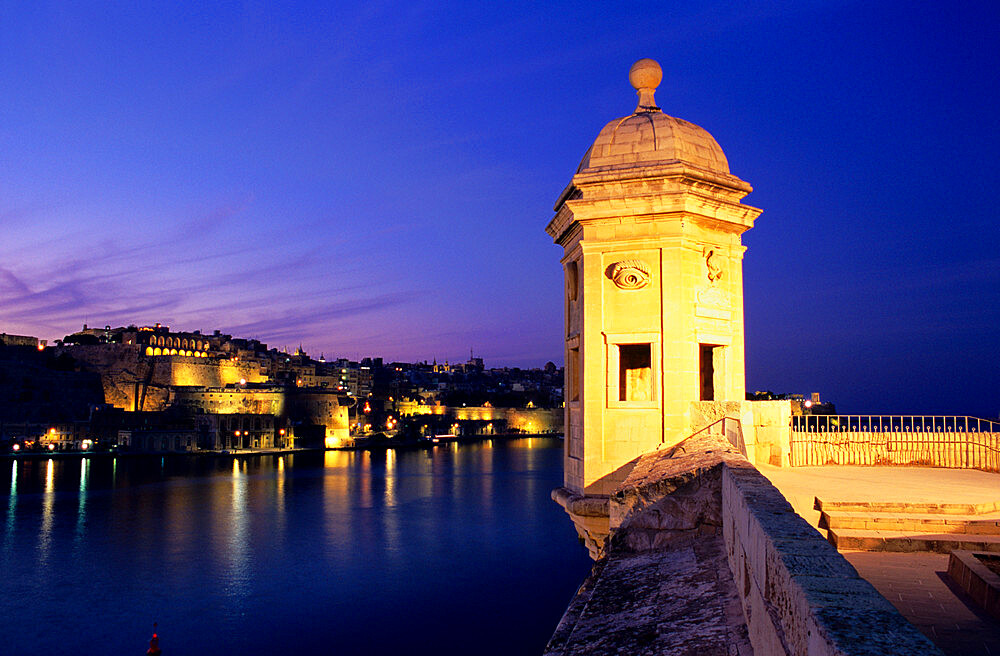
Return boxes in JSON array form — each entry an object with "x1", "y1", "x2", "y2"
[
  {"x1": 145, "y1": 347, "x2": 154, "y2": 356},
  {"x1": 153, "y1": 347, "x2": 162, "y2": 356}
]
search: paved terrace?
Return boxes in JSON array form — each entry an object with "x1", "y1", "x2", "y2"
[{"x1": 759, "y1": 465, "x2": 1000, "y2": 656}]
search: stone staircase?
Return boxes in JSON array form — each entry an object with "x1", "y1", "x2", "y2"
[{"x1": 817, "y1": 498, "x2": 1000, "y2": 553}]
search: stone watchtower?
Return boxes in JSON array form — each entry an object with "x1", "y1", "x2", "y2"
[{"x1": 547, "y1": 59, "x2": 761, "y2": 497}]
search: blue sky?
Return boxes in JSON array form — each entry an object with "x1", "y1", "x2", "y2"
[{"x1": 1, "y1": 1, "x2": 998, "y2": 416}]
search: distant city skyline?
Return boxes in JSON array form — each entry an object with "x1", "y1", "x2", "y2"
[{"x1": 2, "y1": 2, "x2": 998, "y2": 417}]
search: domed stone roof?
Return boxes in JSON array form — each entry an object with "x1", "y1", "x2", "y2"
[{"x1": 576, "y1": 59, "x2": 730, "y2": 174}]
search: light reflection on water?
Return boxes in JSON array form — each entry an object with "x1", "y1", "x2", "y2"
[
  {"x1": 37, "y1": 459, "x2": 55, "y2": 566},
  {"x1": 75, "y1": 458, "x2": 89, "y2": 546},
  {"x1": 3, "y1": 461, "x2": 16, "y2": 556},
  {"x1": 227, "y1": 458, "x2": 250, "y2": 607},
  {"x1": 0, "y1": 438, "x2": 591, "y2": 656},
  {"x1": 275, "y1": 454, "x2": 285, "y2": 533}
]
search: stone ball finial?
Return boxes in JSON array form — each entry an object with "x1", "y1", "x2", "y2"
[
  {"x1": 629, "y1": 58, "x2": 662, "y2": 113},
  {"x1": 629, "y1": 58, "x2": 662, "y2": 90}
]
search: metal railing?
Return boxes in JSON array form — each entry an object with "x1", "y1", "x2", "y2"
[
  {"x1": 790, "y1": 415, "x2": 1000, "y2": 471},
  {"x1": 691, "y1": 416, "x2": 746, "y2": 458}
]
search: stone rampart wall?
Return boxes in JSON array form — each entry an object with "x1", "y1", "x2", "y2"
[
  {"x1": 171, "y1": 387, "x2": 350, "y2": 445},
  {"x1": 398, "y1": 404, "x2": 563, "y2": 433},
  {"x1": 721, "y1": 462, "x2": 939, "y2": 655},
  {"x1": 171, "y1": 388, "x2": 286, "y2": 415},
  {"x1": 58, "y1": 344, "x2": 267, "y2": 411},
  {"x1": 548, "y1": 434, "x2": 941, "y2": 655}
]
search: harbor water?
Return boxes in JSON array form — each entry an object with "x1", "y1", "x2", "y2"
[{"x1": 0, "y1": 438, "x2": 592, "y2": 655}]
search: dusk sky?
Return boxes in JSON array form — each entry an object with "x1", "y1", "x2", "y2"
[{"x1": 2, "y1": 2, "x2": 998, "y2": 417}]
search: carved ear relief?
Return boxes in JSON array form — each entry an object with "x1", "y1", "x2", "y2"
[
  {"x1": 609, "y1": 259, "x2": 651, "y2": 290},
  {"x1": 704, "y1": 247, "x2": 724, "y2": 283}
]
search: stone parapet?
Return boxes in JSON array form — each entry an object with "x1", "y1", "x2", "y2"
[
  {"x1": 947, "y1": 551, "x2": 1000, "y2": 621},
  {"x1": 722, "y1": 464, "x2": 939, "y2": 655},
  {"x1": 547, "y1": 433, "x2": 942, "y2": 655}
]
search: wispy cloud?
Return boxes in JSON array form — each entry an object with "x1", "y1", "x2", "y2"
[{"x1": 0, "y1": 197, "x2": 407, "y2": 342}]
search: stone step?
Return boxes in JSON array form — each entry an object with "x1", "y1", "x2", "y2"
[
  {"x1": 815, "y1": 497, "x2": 1000, "y2": 515},
  {"x1": 820, "y1": 510, "x2": 1000, "y2": 535},
  {"x1": 828, "y1": 528, "x2": 1000, "y2": 554}
]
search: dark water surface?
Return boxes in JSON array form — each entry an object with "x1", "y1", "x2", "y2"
[{"x1": 0, "y1": 438, "x2": 592, "y2": 655}]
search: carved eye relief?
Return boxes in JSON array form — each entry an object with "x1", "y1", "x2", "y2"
[{"x1": 610, "y1": 259, "x2": 651, "y2": 290}]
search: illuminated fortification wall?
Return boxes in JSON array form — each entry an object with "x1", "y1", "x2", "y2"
[
  {"x1": 286, "y1": 390, "x2": 351, "y2": 445},
  {"x1": 59, "y1": 344, "x2": 266, "y2": 411},
  {"x1": 452, "y1": 407, "x2": 562, "y2": 433},
  {"x1": 171, "y1": 387, "x2": 350, "y2": 446},
  {"x1": 166, "y1": 358, "x2": 266, "y2": 389},
  {"x1": 171, "y1": 387, "x2": 286, "y2": 415},
  {"x1": 396, "y1": 403, "x2": 563, "y2": 434}
]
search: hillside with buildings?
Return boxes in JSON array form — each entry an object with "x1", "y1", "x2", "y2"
[{"x1": 0, "y1": 325, "x2": 565, "y2": 454}]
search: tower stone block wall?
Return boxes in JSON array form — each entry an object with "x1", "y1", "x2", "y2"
[{"x1": 548, "y1": 59, "x2": 761, "y2": 495}]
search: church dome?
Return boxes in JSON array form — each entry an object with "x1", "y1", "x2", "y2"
[{"x1": 577, "y1": 59, "x2": 730, "y2": 175}]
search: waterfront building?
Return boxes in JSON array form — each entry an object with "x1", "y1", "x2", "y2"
[{"x1": 0, "y1": 332, "x2": 44, "y2": 348}]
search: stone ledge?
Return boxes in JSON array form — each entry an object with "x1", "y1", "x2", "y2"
[
  {"x1": 947, "y1": 550, "x2": 1000, "y2": 621},
  {"x1": 552, "y1": 487, "x2": 609, "y2": 517},
  {"x1": 552, "y1": 487, "x2": 611, "y2": 559}
]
